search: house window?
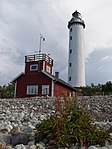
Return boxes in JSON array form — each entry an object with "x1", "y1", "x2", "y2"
[
  {"x1": 69, "y1": 76, "x2": 71, "y2": 81},
  {"x1": 46, "y1": 66, "x2": 50, "y2": 73},
  {"x1": 69, "y1": 63, "x2": 72, "y2": 67},
  {"x1": 70, "y1": 28, "x2": 72, "y2": 32},
  {"x1": 70, "y1": 36, "x2": 72, "y2": 40},
  {"x1": 70, "y1": 49, "x2": 72, "y2": 53},
  {"x1": 30, "y1": 64, "x2": 38, "y2": 71},
  {"x1": 42, "y1": 85, "x2": 49, "y2": 95},
  {"x1": 27, "y1": 85, "x2": 38, "y2": 94}
]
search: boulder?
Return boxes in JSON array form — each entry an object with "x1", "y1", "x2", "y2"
[
  {"x1": 15, "y1": 144, "x2": 26, "y2": 149},
  {"x1": 36, "y1": 143, "x2": 45, "y2": 149},
  {"x1": 0, "y1": 134, "x2": 12, "y2": 145},
  {"x1": 88, "y1": 146, "x2": 98, "y2": 149},
  {"x1": 28, "y1": 145, "x2": 36, "y2": 149},
  {"x1": 12, "y1": 133, "x2": 29, "y2": 146},
  {"x1": 0, "y1": 142, "x2": 5, "y2": 149},
  {"x1": 11, "y1": 127, "x2": 20, "y2": 135},
  {"x1": 26, "y1": 125, "x2": 35, "y2": 133},
  {"x1": 5, "y1": 145, "x2": 13, "y2": 149}
]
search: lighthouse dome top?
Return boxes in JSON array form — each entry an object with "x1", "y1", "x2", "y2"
[
  {"x1": 68, "y1": 10, "x2": 85, "y2": 29},
  {"x1": 72, "y1": 11, "x2": 82, "y2": 18}
]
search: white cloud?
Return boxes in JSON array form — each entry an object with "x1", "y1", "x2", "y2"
[
  {"x1": 100, "y1": 56, "x2": 112, "y2": 61},
  {"x1": 0, "y1": 0, "x2": 112, "y2": 85}
]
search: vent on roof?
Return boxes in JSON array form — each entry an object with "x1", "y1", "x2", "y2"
[{"x1": 55, "y1": 72, "x2": 59, "y2": 78}]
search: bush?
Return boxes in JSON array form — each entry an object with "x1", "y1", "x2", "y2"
[{"x1": 35, "y1": 97, "x2": 111, "y2": 148}]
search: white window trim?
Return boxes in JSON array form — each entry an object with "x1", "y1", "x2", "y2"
[
  {"x1": 27, "y1": 85, "x2": 38, "y2": 95},
  {"x1": 46, "y1": 65, "x2": 50, "y2": 73},
  {"x1": 30, "y1": 64, "x2": 38, "y2": 71},
  {"x1": 51, "y1": 80, "x2": 54, "y2": 97},
  {"x1": 42, "y1": 85, "x2": 49, "y2": 95}
]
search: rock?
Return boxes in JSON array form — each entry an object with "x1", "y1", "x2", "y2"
[
  {"x1": 11, "y1": 127, "x2": 21, "y2": 135},
  {"x1": 5, "y1": 125, "x2": 13, "y2": 133},
  {"x1": 28, "y1": 145, "x2": 36, "y2": 149},
  {"x1": 5, "y1": 145, "x2": 13, "y2": 149},
  {"x1": 15, "y1": 144, "x2": 26, "y2": 149},
  {"x1": 28, "y1": 141, "x2": 35, "y2": 146},
  {"x1": 0, "y1": 142, "x2": 5, "y2": 149},
  {"x1": 98, "y1": 147, "x2": 108, "y2": 149},
  {"x1": 36, "y1": 143, "x2": 45, "y2": 149},
  {"x1": 19, "y1": 112, "x2": 24, "y2": 119},
  {"x1": 39, "y1": 115, "x2": 46, "y2": 121},
  {"x1": 0, "y1": 134, "x2": 12, "y2": 145},
  {"x1": 28, "y1": 132, "x2": 35, "y2": 141},
  {"x1": 12, "y1": 133, "x2": 29, "y2": 146},
  {"x1": 27, "y1": 125, "x2": 35, "y2": 133},
  {"x1": 108, "y1": 145, "x2": 112, "y2": 149},
  {"x1": 88, "y1": 146, "x2": 98, "y2": 149},
  {"x1": 9, "y1": 116, "x2": 15, "y2": 122}
]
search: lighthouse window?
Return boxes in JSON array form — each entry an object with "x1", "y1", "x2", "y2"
[
  {"x1": 70, "y1": 36, "x2": 72, "y2": 40},
  {"x1": 70, "y1": 49, "x2": 72, "y2": 53},
  {"x1": 70, "y1": 28, "x2": 72, "y2": 32},
  {"x1": 69, "y1": 63, "x2": 72, "y2": 67},
  {"x1": 69, "y1": 77, "x2": 71, "y2": 81}
]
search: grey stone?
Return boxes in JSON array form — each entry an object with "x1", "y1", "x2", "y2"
[
  {"x1": 15, "y1": 144, "x2": 26, "y2": 149},
  {"x1": 28, "y1": 145, "x2": 36, "y2": 149},
  {"x1": 88, "y1": 146, "x2": 98, "y2": 149},
  {"x1": 12, "y1": 133, "x2": 29, "y2": 146},
  {"x1": 11, "y1": 127, "x2": 21, "y2": 135},
  {"x1": 0, "y1": 96, "x2": 112, "y2": 147},
  {"x1": 5, "y1": 145, "x2": 13, "y2": 149},
  {"x1": 36, "y1": 143, "x2": 45, "y2": 149},
  {"x1": 0, "y1": 134, "x2": 12, "y2": 145},
  {"x1": 0, "y1": 142, "x2": 6, "y2": 149},
  {"x1": 98, "y1": 147, "x2": 108, "y2": 149}
]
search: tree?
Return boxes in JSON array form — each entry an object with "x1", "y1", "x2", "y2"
[
  {"x1": 81, "y1": 81, "x2": 112, "y2": 96},
  {"x1": 0, "y1": 83, "x2": 14, "y2": 98}
]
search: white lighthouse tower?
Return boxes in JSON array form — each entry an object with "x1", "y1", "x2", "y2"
[{"x1": 68, "y1": 11, "x2": 85, "y2": 87}]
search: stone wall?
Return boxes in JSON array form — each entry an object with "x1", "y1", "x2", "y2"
[
  {"x1": 0, "y1": 97, "x2": 56, "y2": 129},
  {"x1": 0, "y1": 95, "x2": 112, "y2": 129},
  {"x1": 0, "y1": 96, "x2": 112, "y2": 148},
  {"x1": 78, "y1": 96, "x2": 112, "y2": 122}
]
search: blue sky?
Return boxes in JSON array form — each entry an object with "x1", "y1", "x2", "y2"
[{"x1": 0, "y1": 0, "x2": 112, "y2": 85}]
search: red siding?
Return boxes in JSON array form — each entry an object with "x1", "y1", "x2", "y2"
[
  {"x1": 16, "y1": 72, "x2": 52, "y2": 98},
  {"x1": 25, "y1": 61, "x2": 53, "y2": 75},
  {"x1": 54, "y1": 82, "x2": 76, "y2": 98},
  {"x1": 25, "y1": 61, "x2": 43, "y2": 74}
]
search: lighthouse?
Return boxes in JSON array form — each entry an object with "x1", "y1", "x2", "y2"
[{"x1": 68, "y1": 11, "x2": 85, "y2": 87}]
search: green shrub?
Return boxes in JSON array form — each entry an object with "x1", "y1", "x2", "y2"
[{"x1": 35, "y1": 97, "x2": 111, "y2": 148}]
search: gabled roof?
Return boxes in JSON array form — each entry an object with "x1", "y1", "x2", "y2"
[
  {"x1": 12, "y1": 70, "x2": 77, "y2": 92},
  {"x1": 55, "y1": 77, "x2": 77, "y2": 91},
  {"x1": 42, "y1": 71, "x2": 77, "y2": 92},
  {"x1": 11, "y1": 72, "x2": 25, "y2": 83},
  {"x1": 41, "y1": 70, "x2": 55, "y2": 80}
]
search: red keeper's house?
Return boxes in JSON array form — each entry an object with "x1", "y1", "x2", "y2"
[{"x1": 12, "y1": 53, "x2": 77, "y2": 98}]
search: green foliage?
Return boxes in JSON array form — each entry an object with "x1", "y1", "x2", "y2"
[
  {"x1": 35, "y1": 98, "x2": 111, "y2": 148},
  {"x1": 0, "y1": 83, "x2": 14, "y2": 98},
  {"x1": 81, "y1": 81, "x2": 112, "y2": 96}
]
